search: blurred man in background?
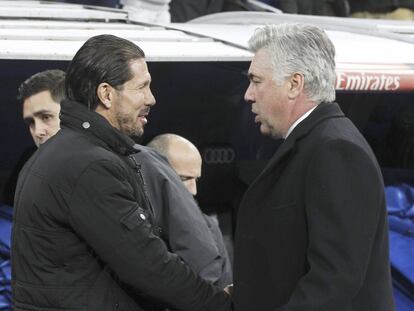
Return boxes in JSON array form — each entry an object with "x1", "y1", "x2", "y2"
[
  {"x1": 18, "y1": 69, "x2": 65, "y2": 147},
  {"x1": 142, "y1": 133, "x2": 233, "y2": 288}
]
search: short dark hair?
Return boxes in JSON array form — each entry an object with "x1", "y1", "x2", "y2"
[
  {"x1": 65, "y1": 34, "x2": 145, "y2": 110},
  {"x1": 17, "y1": 69, "x2": 66, "y2": 104}
]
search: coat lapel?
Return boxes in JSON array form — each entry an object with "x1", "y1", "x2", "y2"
[{"x1": 242, "y1": 103, "x2": 345, "y2": 206}]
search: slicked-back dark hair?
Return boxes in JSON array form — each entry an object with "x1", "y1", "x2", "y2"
[
  {"x1": 17, "y1": 69, "x2": 66, "y2": 104},
  {"x1": 65, "y1": 34, "x2": 145, "y2": 110}
]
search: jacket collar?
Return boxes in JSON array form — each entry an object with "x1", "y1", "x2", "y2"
[
  {"x1": 252, "y1": 102, "x2": 344, "y2": 184},
  {"x1": 285, "y1": 102, "x2": 344, "y2": 144},
  {"x1": 60, "y1": 99, "x2": 139, "y2": 156}
]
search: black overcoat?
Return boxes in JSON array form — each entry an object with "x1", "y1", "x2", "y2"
[{"x1": 233, "y1": 103, "x2": 395, "y2": 311}]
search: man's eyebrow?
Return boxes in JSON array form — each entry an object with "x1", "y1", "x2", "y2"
[
  {"x1": 242, "y1": 70, "x2": 256, "y2": 79},
  {"x1": 247, "y1": 72, "x2": 258, "y2": 80},
  {"x1": 23, "y1": 109, "x2": 55, "y2": 125},
  {"x1": 32, "y1": 109, "x2": 55, "y2": 117},
  {"x1": 129, "y1": 78, "x2": 151, "y2": 89},
  {"x1": 141, "y1": 77, "x2": 152, "y2": 86}
]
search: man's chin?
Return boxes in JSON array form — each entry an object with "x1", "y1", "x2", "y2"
[
  {"x1": 259, "y1": 125, "x2": 271, "y2": 137},
  {"x1": 35, "y1": 139, "x2": 45, "y2": 148},
  {"x1": 126, "y1": 127, "x2": 144, "y2": 141},
  {"x1": 121, "y1": 124, "x2": 144, "y2": 137},
  {"x1": 260, "y1": 125, "x2": 283, "y2": 139}
]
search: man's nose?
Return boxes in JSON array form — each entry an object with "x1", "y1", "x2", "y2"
[
  {"x1": 244, "y1": 83, "x2": 254, "y2": 104},
  {"x1": 33, "y1": 120, "x2": 47, "y2": 138},
  {"x1": 146, "y1": 88, "x2": 156, "y2": 106},
  {"x1": 187, "y1": 179, "x2": 197, "y2": 196}
]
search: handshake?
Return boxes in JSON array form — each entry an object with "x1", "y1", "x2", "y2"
[{"x1": 225, "y1": 284, "x2": 233, "y2": 296}]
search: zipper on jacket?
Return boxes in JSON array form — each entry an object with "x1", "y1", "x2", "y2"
[{"x1": 128, "y1": 155, "x2": 162, "y2": 236}]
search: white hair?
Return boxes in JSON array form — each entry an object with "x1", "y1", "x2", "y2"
[{"x1": 248, "y1": 23, "x2": 336, "y2": 103}]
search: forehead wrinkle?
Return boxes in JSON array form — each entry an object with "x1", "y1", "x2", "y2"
[{"x1": 124, "y1": 73, "x2": 151, "y2": 90}]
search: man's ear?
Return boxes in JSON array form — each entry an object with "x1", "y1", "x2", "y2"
[
  {"x1": 96, "y1": 82, "x2": 114, "y2": 109},
  {"x1": 287, "y1": 73, "x2": 305, "y2": 99}
]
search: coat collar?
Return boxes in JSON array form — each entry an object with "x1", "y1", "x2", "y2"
[
  {"x1": 285, "y1": 102, "x2": 344, "y2": 143},
  {"x1": 60, "y1": 99, "x2": 139, "y2": 156},
  {"x1": 250, "y1": 102, "x2": 344, "y2": 186}
]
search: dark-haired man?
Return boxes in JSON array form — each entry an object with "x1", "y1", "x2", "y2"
[
  {"x1": 0, "y1": 70, "x2": 66, "y2": 311},
  {"x1": 18, "y1": 69, "x2": 65, "y2": 147},
  {"x1": 12, "y1": 35, "x2": 231, "y2": 311}
]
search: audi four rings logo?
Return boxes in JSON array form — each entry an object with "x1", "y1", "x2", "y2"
[{"x1": 203, "y1": 148, "x2": 235, "y2": 164}]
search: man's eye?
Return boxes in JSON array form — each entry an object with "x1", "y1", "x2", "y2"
[
  {"x1": 139, "y1": 82, "x2": 150, "y2": 90},
  {"x1": 180, "y1": 176, "x2": 194, "y2": 182},
  {"x1": 42, "y1": 115, "x2": 52, "y2": 122},
  {"x1": 129, "y1": 85, "x2": 144, "y2": 91},
  {"x1": 179, "y1": 176, "x2": 199, "y2": 182}
]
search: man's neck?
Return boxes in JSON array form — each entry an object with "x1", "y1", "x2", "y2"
[{"x1": 284, "y1": 100, "x2": 318, "y2": 138}]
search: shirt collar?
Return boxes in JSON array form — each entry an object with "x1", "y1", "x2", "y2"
[{"x1": 285, "y1": 105, "x2": 317, "y2": 139}]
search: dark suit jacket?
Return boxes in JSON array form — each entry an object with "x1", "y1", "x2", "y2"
[{"x1": 233, "y1": 103, "x2": 395, "y2": 311}]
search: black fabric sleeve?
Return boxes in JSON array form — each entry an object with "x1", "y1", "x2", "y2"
[{"x1": 67, "y1": 160, "x2": 231, "y2": 311}]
